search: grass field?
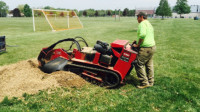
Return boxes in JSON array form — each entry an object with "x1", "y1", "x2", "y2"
[{"x1": 0, "y1": 17, "x2": 200, "y2": 111}]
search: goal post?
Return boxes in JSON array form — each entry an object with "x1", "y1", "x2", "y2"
[{"x1": 32, "y1": 9, "x2": 83, "y2": 32}]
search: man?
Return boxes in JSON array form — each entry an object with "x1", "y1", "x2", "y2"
[{"x1": 133, "y1": 12, "x2": 156, "y2": 89}]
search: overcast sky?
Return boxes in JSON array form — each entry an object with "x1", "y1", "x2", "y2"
[{"x1": 3, "y1": 0, "x2": 200, "y2": 10}]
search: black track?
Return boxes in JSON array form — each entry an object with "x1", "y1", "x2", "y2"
[{"x1": 66, "y1": 63, "x2": 121, "y2": 88}]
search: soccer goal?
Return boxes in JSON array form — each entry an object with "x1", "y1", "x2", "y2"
[{"x1": 32, "y1": 9, "x2": 83, "y2": 32}]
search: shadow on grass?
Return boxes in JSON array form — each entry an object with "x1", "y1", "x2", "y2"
[
  {"x1": 121, "y1": 29, "x2": 137, "y2": 33},
  {"x1": 0, "y1": 51, "x2": 7, "y2": 55},
  {"x1": 115, "y1": 29, "x2": 137, "y2": 35},
  {"x1": 124, "y1": 75, "x2": 139, "y2": 87}
]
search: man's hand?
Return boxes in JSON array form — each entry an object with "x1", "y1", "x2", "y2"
[
  {"x1": 132, "y1": 40, "x2": 136, "y2": 45},
  {"x1": 132, "y1": 40, "x2": 139, "y2": 47},
  {"x1": 133, "y1": 44, "x2": 139, "y2": 47},
  {"x1": 133, "y1": 39, "x2": 143, "y2": 48}
]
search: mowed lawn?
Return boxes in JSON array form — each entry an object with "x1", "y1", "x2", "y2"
[{"x1": 0, "y1": 17, "x2": 200, "y2": 111}]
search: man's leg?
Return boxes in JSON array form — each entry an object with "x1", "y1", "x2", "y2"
[
  {"x1": 135, "y1": 48, "x2": 149, "y2": 86},
  {"x1": 135, "y1": 61, "x2": 149, "y2": 86},
  {"x1": 145, "y1": 46, "x2": 156, "y2": 86},
  {"x1": 145, "y1": 56, "x2": 154, "y2": 86}
]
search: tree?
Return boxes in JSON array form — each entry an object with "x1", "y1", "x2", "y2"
[
  {"x1": 123, "y1": 8, "x2": 129, "y2": 16},
  {"x1": 17, "y1": 4, "x2": 24, "y2": 14},
  {"x1": 94, "y1": 10, "x2": 99, "y2": 17},
  {"x1": 24, "y1": 4, "x2": 32, "y2": 17},
  {"x1": 56, "y1": 8, "x2": 66, "y2": 10},
  {"x1": 13, "y1": 8, "x2": 21, "y2": 17},
  {"x1": 98, "y1": 10, "x2": 106, "y2": 16},
  {"x1": 79, "y1": 10, "x2": 83, "y2": 16},
  {"x1": 86, "y1": 9, "x2": 95, "y2": 17},
  {"x1": 71, "y1": 11, "x2": 76, "y2": 17},
  {"x1": 44, "y1": 6, "x2": 54, "y2": 9},
  {"x1": 60, "y1": 12, "x2": 64, "y2": 17},
  {"x1": 107, "y1": 10, "x2": 111, "y2": 16},
  {"x1": 128, "y1": 10, "x2": 135, "y2": 16},
  {"x1": 44, "y1": 6, "x2": 51, "y2": 9},
  {"x1": 0, "y1": 1, "x2": 9, "y2": 17},
  {"x1": 156, "y1": 0, "x2": 172, "y2": 19},
  {"x1": 83, "y1": 10, "x2": 87, "y2": 16},
  {"x1": 173, "y1": 0, "x2": 190, "y2": 18}
]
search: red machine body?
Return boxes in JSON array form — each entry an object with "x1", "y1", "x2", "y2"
[{"x1": 38, "y1": 37, "x2": 137, "y2": 88}]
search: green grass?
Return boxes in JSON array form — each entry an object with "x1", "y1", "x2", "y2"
[{"x1": 0, "y1": 17, "x2": 200, "y2": 111}]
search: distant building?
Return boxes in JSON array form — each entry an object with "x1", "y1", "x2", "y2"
[
  {"x1": 136, "y1": 5, "x2": 200, "y2": 18},
  {"x1": 135, "y1": 9, "x2": 155, "y2": 17},
  {"x1": 7, "y1": 10, "x2": 13, "y2": 17},
  {"x1": 7, "y1": 14, "x2": 13, "y2": 17},
  {"x1": 172, "y1": 5, "x2": 200, "y2": 18},
  {"x1": 190, "y1": 5, "x2": 200, "y2": 12}
]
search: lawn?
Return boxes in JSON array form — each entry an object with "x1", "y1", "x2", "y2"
[{"x1": 0, "y1": 17, "x2": 200, "y2": 111}]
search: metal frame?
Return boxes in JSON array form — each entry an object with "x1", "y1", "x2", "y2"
[
  {"x1": 32, "y1": 9, "x2": 35, "y2": 32},
  {"x1": 67, "y1": 12, "x2": 69, "y2": 28},
  {"x1": 41, "y1": 10, "x2": 55, "y2": 31},
  {"x1": 32, "y1": 9, "x2": 83, "y2": 32}
]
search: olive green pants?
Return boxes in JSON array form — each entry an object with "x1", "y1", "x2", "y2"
[{"x1": 135, "y1": 46, "x2": 156, "y2": 85}]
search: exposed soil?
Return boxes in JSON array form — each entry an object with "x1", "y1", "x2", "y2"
[{"x1": 0, "y1": 59, "x2": 87, "y2": 101}]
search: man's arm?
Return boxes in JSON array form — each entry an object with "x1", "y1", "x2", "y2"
[{"x1": 133, "y1": 39, "x2": 144, "y2": 47}]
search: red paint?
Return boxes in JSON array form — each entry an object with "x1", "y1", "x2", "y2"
[
  {"x1": 46, "y1": 49, "x2": 69, "y2": 60},
  {"x1": 93, "y1": 52, "x2": 100, "y2": 64}
]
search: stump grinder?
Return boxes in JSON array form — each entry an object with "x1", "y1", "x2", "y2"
[{"x1": 38, "y1": 37, "x2": 138, "y2": 88}]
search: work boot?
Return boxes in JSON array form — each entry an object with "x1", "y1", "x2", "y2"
[{"x1": 137, "y1": 84, "x2": 150, "y2": 89}]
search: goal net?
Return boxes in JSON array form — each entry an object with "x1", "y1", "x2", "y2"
[{"x1": 32, "y1": 9, "x2": 83, "y2": 32}]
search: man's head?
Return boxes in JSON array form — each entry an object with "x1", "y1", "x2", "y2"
[{"x1": 137, "y1": 12, "x2": 147, "y2": 23}]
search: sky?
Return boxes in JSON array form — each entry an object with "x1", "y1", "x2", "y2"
[{"x1": 3, "y1": 0, "x2": 200, "y2": 10}]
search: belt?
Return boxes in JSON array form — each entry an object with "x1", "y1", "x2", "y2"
[{"x1": 140, "y1": 46, "x2": 155, "y2": 49}]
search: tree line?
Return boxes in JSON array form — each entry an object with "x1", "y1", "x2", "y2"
[
  {"x1": 0, "y1": 1, "x2": 135, "y2": 17},
  {"x1": 0, "y1": 0, "x2": 191, "y2": 18},
  {"x1": 0, "y1": 1, "x2": 32, "y2": 17},
  {"x1": 156, "y1": 0, "x2": 190, "y2": 19},
  {"x1": 42, "y1": 6, "x2": 135, "y2": 17},
  {"x1": 79, "y1": 8, "x2": 135, "y2": 17}
]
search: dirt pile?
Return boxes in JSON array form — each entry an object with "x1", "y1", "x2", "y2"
[{"x1": 0, "y1": 59, "x2": 87, "y2": 101}]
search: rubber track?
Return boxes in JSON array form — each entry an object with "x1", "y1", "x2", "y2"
[{"x1": 67, "y1": 63, "x2": 120, "y2": 88}]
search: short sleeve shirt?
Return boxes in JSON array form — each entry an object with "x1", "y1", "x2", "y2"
[{"x1": 137, "y1": 20, "x2": 155, "y2": 47}]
